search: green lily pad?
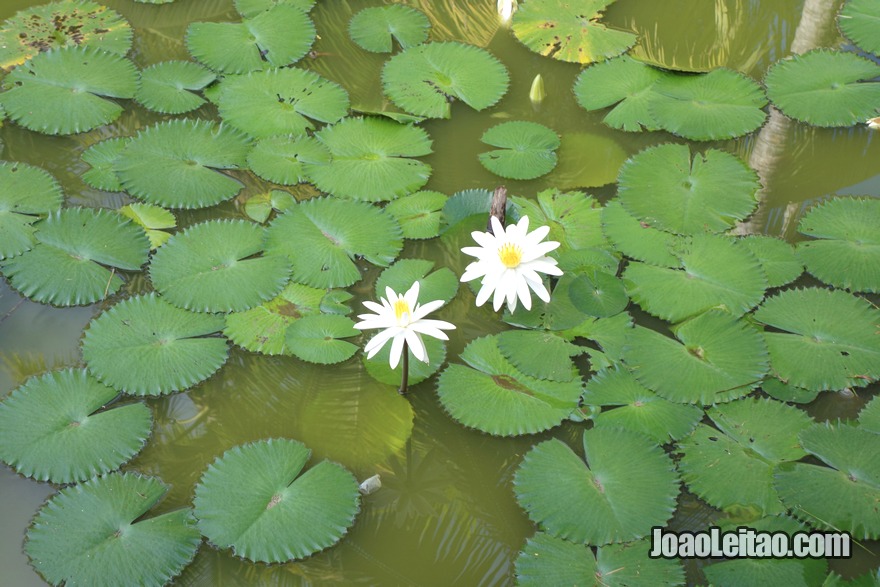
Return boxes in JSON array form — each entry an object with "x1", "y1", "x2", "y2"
[
  {"x1": 135, "y1": 60, "x2": 216, "y2": 115},
  {"x1": 760, "y1": 378, "x2": 820, "y2": 405},
  {"x1": 82, "y1": 294, "x2": 229, "y2": 396},
  {"x1": 478, "y1": 121, "x2": 560, "y2": 180},
  {"x1": 840, "y1": 0, "x2": 880, "y2": 55},
  {"x1": 0, "y1": 0, "x2": 132, "y2": 70},
  {"x1": 265, "y1": 196, "x2": 402, "y2": 288},
  {"x1": 496, "y1": 330, "x2": 580, "y2": 382},
  {"x1": 511, "y1": 0, "x2": 637, "y2": 64},
  {"x1": 374, "y1": 259, "x2": 459, "y2": 306},
  {"x1": 363, "y1": 334, "x2": 446, "y2": 386},
  {"x1": 0, "y1": 46, "x2": 137, "y2": 135},
  {"x1": 193, "y1": 438, "x2": 360, "y2": 563},
  {"x1": 436, "y1": 335, "x2": 583, "y2": 436},
  {"x1": 859, "y1": 395, "x2": 880, "y2": 434},
  {"x1": 247, "y1": 135, "x2": 330, "y2": 185},
  {"x1": 382, "y1": 42, "x2": 509, "y2": 118},
  {"x1": 739, "y1": 236, "x2": 803, "y2": 288},
  {"x1": 384, "y1": 190, "x2": 447, "y2": 240},
  {"x1": 0, "y1": 369, "x2": 151, "y2": 484},
  {"x1": 550, "y1": 131, "x2": 629, "y2": 189},
  {"x1": 349, "y1": 5, "x2": 430, "y2": 53},
  {"x1": 764, "y1": 49, "x2": 880, "y2": 127},
  {"x1": 186, "y1": 3, "x2": 315, "y2": 74},
  {"x1": 0, "y1": 161, "x2": 63, "y2": 260},
  {"x1": 116, "y1": 119, "x2": 251, "y2": 209},
  {"x1": 236, "y1": 0, "x2": 316, "y2": 17},
  {"x1": 81, "y1": 138, "x2": 128, "y2": 192},
  {"x1": 285, "y1": 314, "x2": 359, "y2": 364},
  {"x1": 118, "y1": 203, "x2": 176, "y2": 250},
  {"x1": 511, "y1": 188, "x2": 606, "y2": 252},
  {"x1": 623, "y1": 311, "x2": 769, "y2": 404},
  {"x1": 25, "y1": 473, "x2": 201, "y2": 587},
  {"x1": 514, "y1": 427, "x2": 679, "y2": 545},
  {"x1": 218, "y1": 68, "x2": 349, "y2": 139},
  {"x1": 568, "y1": 270, "x2": 629, "y2": 318},
  {"x1": 305, "y1": 116, "x2": 432, "y2": 202},
  {"x1": 242, "y1": 190, "x2": 295, "y2": 224},
  {"x1": 2, "y1": 208, "x2": 150, "y2": 306},
  {"x1": 796, "y1": 196, "x2": 880, "y2": 293},
  {"x1": 601, "y1": 199, "x2": 682, "y2": 267},
  {"x1": 753, "y1": 288, "x2": 880, "y2": 392},
  {"x1": 617, "y1": 143, "x2": 760, "y2": 235}
]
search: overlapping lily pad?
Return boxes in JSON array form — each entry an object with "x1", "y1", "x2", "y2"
[
  {"x1": 349, "y1": 5, "x2": 430, "y2": 53},
  {"x1": 0, "y1": 46, "x2": 137, "y2": 135},
  {"x1": 764, "y1": 49, "x2": 880, "y2": 127},
  {"x1": 382, "y1": 42, "x2": 509, "y2": 118},
  {"x1": 81, "y1": 138, "x2": 128, "y2": 192},
  {"x1": 601, "y1": 199, "x2": 681, "y2": 267},
  {"x1": 193, "y1": 439, "x2": 360, "y2": 562},
  {"x1": 136, "y1": 61, "x2": 216, "y2": 115},
  {"x1": 384, "y1": 190, "x2": 447, "y2": 239},
  {"x1": 118, "y1": 203, "x2": 176, "y2": 250},
  {"x1": 82, "y1": 294, "x2": 229, "y2": 395},
  {"x1": 496, "y1": 330, "x2": 580, "y2": 382},
  {"x1": 511, "y1": 0, "x2": 637, "y2": 64},
  {"x1": 514, "y1": 427, "x2": 679, "y2": 545},
  {"x1": 0, "y1": 161, "x2": 63, "y2": 259},
  {"x1": 186, "y1": 3, "x2": 315, "y2": 74},
  {"x1": 753, "y1": 288, "x2": 880, "y2": 391},
  {"x1": 2, "y1": 208, "x2": 150, "y2": 306},
  {"x1": 218, "y1": 68, "x2": 349, "y2": 139},
  {"x1": 242, "y1": 190, "x2": 295, "y2": 224},
  {"x1": 116, "y1": 119, "x2": 251, "y2": 209},
  {"x1": 840, "y1": 0, "x2": 880, "y2": 55},
  {"x1": 478, "y1": 121, "x2": 560, "y2": 180},
  {"x1": 0, "y1": 369, "x2": 152, "y2": 484},
  {"x1": 375, "y1": 258, "x2": 459, "y2": 306},
  {"x1": 796, "y1": 196, "x2": 880, "y2": 292},
  {"x1": 305, "y1": 117, "x2": 432, "y2": 201},
  {"x1": 512, "y1": 188, "x2": 607, "y2": 252},
  {"x1": 739, "y1": 236, "x2": 803, "y2": 288},
  {"x1": 25, "y1": 473, "x2": 201, "y2": 587},
  {"x1": 285, "y1": 314, "x2": 359, "y2": 364},
  {"x1": 265, "y1": 196, "x2": 402, "y2": 288},
  {"x1": 247, "y1": 135, "x2": 330, "y2": 185}
]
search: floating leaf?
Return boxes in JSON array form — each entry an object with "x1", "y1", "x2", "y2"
[
  {"x1": 118, "y1": 203, "x2": 176, "y2": 250},
  {"x1": 511, "y1": 0, "x2": 637, "y2": 64},
  {"x1": 2, "y1": 208, "x2": 149, "y2": 306},
  {"x1": 739, "y1": 236, "x2": 803, "y2": 288},
  {"x1": 0, "y1": 46, "x2": 137, "y2": 135},
  {"x1": 81, "y1": 137, "x2": 128, "y2": 192},
  {"x1": 247, "y1": 135, "x2": 330, "y2": 185},
  {"x1": 136, "y1": 61, "x2": 216, "y2": 115},
  {"x1": 150, "y1": 220, "x2": 290, "y2": 313},
  {"x1": 760, "y1": 378, "x2": 820, "y2": 405},
  {"x1": 349, "y1": 5, "x2": 430, "y2": 53},
  {"x1": 186, "y1": 4, "x2": 315, "y2": 74},
  {"x1": 82, "y1": 294, "x2": 229, "y2": 396},
  {"x1": 753, "y1": 288, "x2": 880, "y2": 392},
  {"x1": 374, "y1": 259, "x2": 458, "y2": 305},
  {"x1": 601, "y1": 199, "x2": 681, "y2": 267},
  {"x1": 384, "y1": 190, "x2": 447, "y2": 239},
  {"x1": 512, "y1": 188, "x2": 606, "y2": 252},
  {"x1": 764, "y1": 49, "x2": 880, "y2": 127},
  {"x1": 0, "y1": 161, "x2": 63, "y2": 260},
  {"x1": 550, "y1": 132, "x2": 628, "y2": 189},
  {"x1": 0, "y1": 369, "x2": 151, "y2": 484},
  {"x1": 496, "y1": 330, "x2": 579, "y2": 382},
  {"x1": 218, "y1": 68, "x2": 349, "y2": 139},
  {"x1": 193, "y1": 439, "x2": 360, "y2": 563},
  {"x1": 796, "y1": 196, "x2": 880, "y2": 293},
  {"x1": 235, "y1": 0, "x2": 316, "y2": 19},
  {"x1": 582, "y1": 366, "x2": 702, "y2": 443},
  {"x1": 0, "y1": 0, "x2": 132, "y2": 70},
  {"x1": 382, "y1": 42, "x2": 509, "y2": 118},
  {"x1": 514, "y1": 428, "x2": 679, "y2": 545},
  {"x1": 568, "y1": 271, "x2": 629, "y2": 318},
  {"x1": 25, "y1": 473, "x2": 200, "y2": 587},
  {"x1": 623, "y1": 311, "x2": 768, "y2": 404},
  {"x1": 305, "y1": 117, "x2": 432, "y2": 202},
  {"x1": 266, "y1": 196, "x2": 402, "y2": 288},
  {"x1": 441, "y1": 188, "x2": 518, "y2": 232},
  {"x1": 363, "y1": 334, "x2": 446, "y2": 386},
  {"x1": 116, "y1": 119, "x2": 251, "y2": 209},
  {"x1": 478, "y1": 121, "x2": 560, "y2": 180},
  {"x1": 859, "y1": 395, "x2": 880, "y2": 434},
  {"x1": 840, "y1": 0, "x2": 880, "y2": 55},
  {"x1": 285, "y1": 314, "x2": 359, "y2": 364},
  {"x1": 617, "y1": 144, "x2": 760, "y2": 235},
  {"x1": 242, "y1": 189, "x2": 295, "y2": 224}
]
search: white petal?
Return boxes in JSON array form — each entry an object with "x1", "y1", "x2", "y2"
[
  {"x1": 525, "y1": 223, "x2": 549, "y2": 243},
  {"x1": 389, "y1": 333, "x2": 405, "y2": 369},
  {"x1": 470, "y1": 230, "x2": 497, "y2": 249},
  {"x1": 516, "y1": 273, "x2": 533, "y2": 310},
  {"x1": 411, "y1": 319, "x2": 455, "y2": 336},
  {"x1": 405, "y1": 329, "x2": 427, "y2": 362},
  {"x1": 354, "y1": 318, "x2": 394, "y2": 330},
  {"x1": 405, "y1": 281, "x2": 421, "y2": 307},
  {"x1": 475, "y1": 281, "x2": 495, "y2": 307},
  {"x1": 522, "y1": 258, "x2": 563, "y2": 276},
  {"x1": 521, "y1": 241, "x2": 560, "y2": 262},
  {"x1": 362, "y1": 300, "x2": 386, "y2": 314},
  {"x1": 490, "y1": 215, "x2": 505, "y2": 237},
  {"x1": 385, "y1": 286, "x2": 400, "y2": 305},
  {"x1": 515, "y1": 214, "x2": 530, "y2": 236},
  {"x1": 528, "y1": 278, "x2": 551, "y2": 302},
  {"x1": 461, "y1": 262, "x2": 491, "y2": 283},
  {"x1": 412, "y1": 299, "x2": 444, "y2": 319},
  {"x1": 364, "y1": 327, "x2": 398, "y2": 355}
]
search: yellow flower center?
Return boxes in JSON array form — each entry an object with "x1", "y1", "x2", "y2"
[
  {"x1": 394, "y1": 299, "x2": 411, "y2": 322},
  {"x1": 498, "y1": 242, "x2": 523, "y2": 268}
]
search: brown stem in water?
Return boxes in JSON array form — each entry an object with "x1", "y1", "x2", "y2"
[
  {"x1": 487, "y1": 185, "x2": 507, "y2": 235},
  {"x1": 398, "y1": 340, "x2": 409, "y2": 395}
]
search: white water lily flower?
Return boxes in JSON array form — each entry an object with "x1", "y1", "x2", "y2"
[
  {"x1": 460, "y1": 215, "x2": 562, "y2": 312},
  {"x1": 497, "y1": 0, "x2": 518, "y2": 22},
  {"x1": 354, "y1": 281, "x2": 455, "y2": 369}
]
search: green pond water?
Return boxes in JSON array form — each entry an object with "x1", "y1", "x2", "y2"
[{"x1": 1, "y1": 0, "x2": 879, "y2": 585}]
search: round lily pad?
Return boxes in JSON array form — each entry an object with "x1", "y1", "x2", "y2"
[
  {"x1": 600, "y1": 199, "x2": 682, "y2": 267},
  {"x1": 0, "y1": 369, "x2": 151, "y2": 484},
  {"x1": 81, "y1": 137, "x2": 128, "y2": 192},
  {"x1": 82, "y1": 294, "x2": 229, "y2": 396},
  {"x1": 149, "y1": 220, "x2": 291, "y2": 313},
  {"x1": 25, "y1": 473, "x2": 201, "y2": 587},
  {"x1": 0, "y1": 161, "x2": 64, "y2": 260},
  {"x1": 738, "y1": 235, "x2": 803, "y2": 288},
  {"x1": 247, "y1": 135, "x2": 330, "y2": 185},
  {"x1": 135, "y1": 60, "x2": 216, "y2": 115},
  {"x1": 384, "y1": 190, "x2": 447, "y2": 240},
  {"x1": 285, "y1": 314, "x2": 359, "y2": 364},
  {"x1": 478, "y1": 121, "x2": 560, "y2": 180},
  {"x1": 193, "y1": 438, "x2": 360, "y2": 563},
  {"x1": 840, "y1": 0, "x2": 880, "y2": 55},
  {"x1": 568, "y1": 270, "x2": 629, "y2": 318},
  {"x1": 349, "y1": 5, "x2": 430, "y2": 53},
  {"x1": 2, "y1": 208, "x2": 150, "y2": 306}
]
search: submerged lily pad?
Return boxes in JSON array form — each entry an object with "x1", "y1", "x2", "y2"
[
  {"x1": 514, "y1": 427, "x2": 679, "y2": 545},
  {"x1": 150, "y1": 220, "x2": 289, "y2": 313},
  {"x1": 840, "y1": 0, "x2": 880, "y2": 55},
  {"x1": 81, "y1": 137, "x2": 128, "y2": 192},
  {"x1": 82, "y1": 294, "x2": 229, "y2": 395},
  {"x1": 135, "y1": 60, "x2": 216, "y2": 115},
  {"x1": 478, "y1": 121, "x2": 560, "y2": 180},
  {"x1": 305, "y1": 117, "x2": 432, "y2": 202},
  {"x1": 116, "y1": 119, "x2": 251, "y2": 209},
  {"x1": 285, "y1": 314, "x2": 359, "y2": 364},
  {"x1": 796, "y1": 196, "x2": 880, "y2": 293},
  {"x1": 193, "y1": 439, "x2": 360, "y2": 563},
  {"x1": 25, "y1": 473, "x2": 201, "y2": 587},
  {"x1": 186, "y1": 3, "x2": 315, "y2": 74},
  {"x1": 764, "y1": 49, "x2": 880, "y2": 127},
  {"x1": 349, "y1": 5, "x2": 430, "y2": 53},
  {"x1": 384, "y1": 190, "x2": 447, "y2": 239},
  {"x1": 0, "y1": 46, "x2": 137, "y2": 135},
  {"x1": 2, "y1": 208, "x2": 150, "y2": 306},
  {"x1": 511, "y1": 0, "x2": 637, "y2": 64},
  {"x1": 382, "y1": 42, "x2": 509, "y2": 118},
  {"x1": 0, "y1": 161, "x2": 64, "y2": 260},
  {"x1": 0, "y1": 369, "x2": 152, "y2": 484},
  {"x1": 247, "y1": 135, "x2": 330, "y2": 185}
]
